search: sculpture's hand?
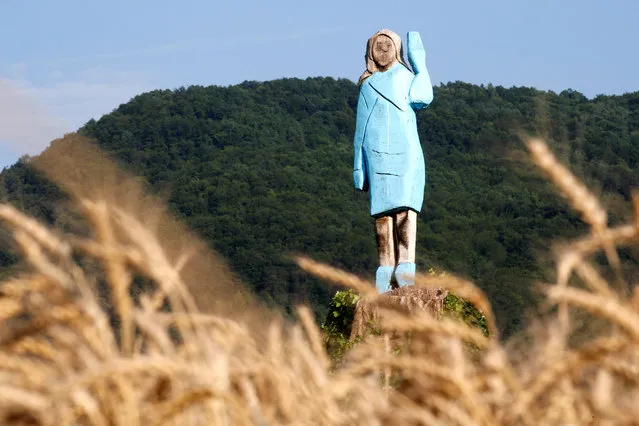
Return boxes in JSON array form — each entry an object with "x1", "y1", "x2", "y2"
[
  {"x1": 407, "y1": 31, "x2": 426, "y2": 74},
  {"x1": 354, "y1": 169, "x2": 368, "y2": 192}
]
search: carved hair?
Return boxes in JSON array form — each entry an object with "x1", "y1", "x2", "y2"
[{"x1": 358, "y1": 29, "x2": 411, "y2": 86}]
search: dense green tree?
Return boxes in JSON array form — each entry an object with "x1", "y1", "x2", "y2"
[{"x1": 1, "y1": 78, "x2": 638, "y2": 339}]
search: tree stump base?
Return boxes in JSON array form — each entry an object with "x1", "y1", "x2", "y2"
[{"x1": 349, "y1": 285, "x2": 448, "y2": 344}]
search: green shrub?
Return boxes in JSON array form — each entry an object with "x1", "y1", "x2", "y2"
[
  {"x1": 443, "y1": 292, "x2": 489, "y2": 337},
  {"x1": 321, "y1": 289, "x2": 360, "y2": 367},
  {"x1": 321, "y1": 268, "x2": 489, "y2": 364}
]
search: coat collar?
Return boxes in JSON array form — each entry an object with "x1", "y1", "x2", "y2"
[{"x1": 366, "y1": 62, "x2": 412, "y2": 111}]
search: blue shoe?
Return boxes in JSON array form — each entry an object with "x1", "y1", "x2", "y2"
[
  {"x1": 395, "y1": 262, "x2": 416, "y2": 287},
  {"x1": 375, "y1": 266, "x2": 394, "y2": 293}
]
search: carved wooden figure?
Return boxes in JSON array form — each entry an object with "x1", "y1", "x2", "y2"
[{"x1": 353, "y1": 29, "x2": 433, "y2": 293}]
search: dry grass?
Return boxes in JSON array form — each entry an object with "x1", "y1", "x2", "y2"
[{"x1": 0, "y1": 134, "x2": 638, "y2": 425}]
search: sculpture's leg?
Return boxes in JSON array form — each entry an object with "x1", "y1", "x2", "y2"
[
  {"x1": 394, "y1": 209, "x2": 417, "y2": 287},
  {"x1": 375, "y1": 215, "x2": 395, "y2": 293}
]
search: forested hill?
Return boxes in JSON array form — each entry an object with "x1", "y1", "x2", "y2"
[{"x1": 2, "y1": 78, "x2": 639, "y2": 338}]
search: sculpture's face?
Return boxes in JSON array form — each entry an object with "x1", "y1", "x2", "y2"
[{"x1": 372, "y1": 35, "x2": 396, "y2": 70}]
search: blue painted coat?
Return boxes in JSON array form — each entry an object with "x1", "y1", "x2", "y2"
[{"x1": 353, "y1": 60, "x2": 433, "y2": 217}]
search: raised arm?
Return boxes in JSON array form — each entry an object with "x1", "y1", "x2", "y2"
[{"x1": 407, "y1": 31, "x2": 434, "y2": 110}]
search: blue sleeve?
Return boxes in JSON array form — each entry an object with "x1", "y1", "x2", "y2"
[
  {"x1": 353, "y1": 88, "x2": 369, "y2": 190},
  {"x1": 406, "y1": 31, "x2": 434, "y2": 110},
  {"x1": 409, "y1": 69, "x2": 434, "y2": 110}
]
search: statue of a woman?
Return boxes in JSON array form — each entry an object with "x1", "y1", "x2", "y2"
[{"x1": 353, "y1": 29, "x2": 434, "y2": 293}]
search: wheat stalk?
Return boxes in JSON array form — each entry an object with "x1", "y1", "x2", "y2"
[{"x1": 0, "y1": 135, "x2": 637, "y2": 424}]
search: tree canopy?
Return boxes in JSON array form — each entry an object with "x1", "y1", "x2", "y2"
[{"x1": 2, "y1": 77, "x2": 638, "y2": 338}]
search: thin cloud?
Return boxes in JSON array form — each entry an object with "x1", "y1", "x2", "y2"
[
  {"x1": 47, "y1": 43, "x2": 187, "y2": 67},
  {"x1": 0, "y1": 78, "x2": 70, "y2": 156},
  {"x1": 41, "y1": 26, "x2": 349, "y2": 66},
  {"x1": 0, "y1": 68, "x2": 153, "y2": 158},
  {"x1": 27, "y1": 79, "x2": 153, "y2": 130}
]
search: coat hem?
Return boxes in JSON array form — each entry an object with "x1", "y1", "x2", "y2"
[{"x1": 371, "y1": 206, "x2": 420, "y2": 219}]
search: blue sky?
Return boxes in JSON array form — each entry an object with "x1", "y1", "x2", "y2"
[{"x1": 1, "y1": 0, "x2": 637, "y2": 170}]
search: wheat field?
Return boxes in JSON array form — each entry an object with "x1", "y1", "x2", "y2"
[{"x1": 0, "y1": 134, "x2": 638, "y2": 425}]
